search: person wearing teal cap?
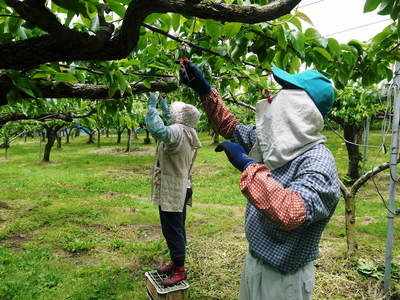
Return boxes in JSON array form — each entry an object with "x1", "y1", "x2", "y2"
[
  {"x1": 180, "y1": 63, "x2": 340, "y2": 299},
  {"x1": 271, "y1": 66, "x2": 335, "y2": 118}
]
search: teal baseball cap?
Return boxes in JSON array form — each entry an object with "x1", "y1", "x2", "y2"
[{"x1": 271, "y1": 66, "x2": 335, "y2": 118}]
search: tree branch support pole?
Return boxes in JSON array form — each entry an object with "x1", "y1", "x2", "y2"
[
  {"x1": 362, "y1": 116, "x2": 370, "y2": 175},
  {"x1": 384, "y1": 61, "x2": 400, "y2": 297}
]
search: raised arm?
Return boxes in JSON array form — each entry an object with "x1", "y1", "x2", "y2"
[
  {"x1": 159, "y1": 96, "x2": 173, "y2": 126},
  {"x1": 145, "y1": 93, "x2": 171, "y2": 143},
  {"x1": 180, "y1": 63, "x2": 240, "y2": 139}
]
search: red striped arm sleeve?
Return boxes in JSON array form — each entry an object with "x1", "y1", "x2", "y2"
[
  {"x1": 200, "y1": 88, "x2": 240, "y2": 139},
  {"x1": 240, "y1": 164, "x2": 307, "y2": 230}
]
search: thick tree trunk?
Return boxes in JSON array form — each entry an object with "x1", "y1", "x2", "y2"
[
  {"x1": 87, "y1": 132, "x2": 95, "y2": 144},
  {"x1": 96, "y1": 127, "x2": 101, "y2": 148},
  {"x1": 3, "y1": 139, "x2": 9, "y2": 159},
  {"x1": 116, "y1": 128, "x2": 124, "y2": 144},
  {"x1": 106, "y1": 128, "x2": 110, "y2": 138},
  {"x1": 75, "y1": 127, "x2": 80, "y2": 137},
  {"x1": 56, "y1": 131, "x2": 62, "y2": 149},
  {"x1": 144, "y1": 129, "x2": 151, "y2": 144},
  {"x1": 344, "y1": 192, "x2": 358, "y2": 257},
  {"x1": 43, "y1": 125, "x2": 62, "y2": 162},
  {"x1": 343, "y1": 123, "x2": 363, "y2": 183},
  {"x1": 65, "y1": 128, "x2": 72, "y2": 144},
  {"x1": 126, "y1": 128, "x2": 132, "y2": 152}
]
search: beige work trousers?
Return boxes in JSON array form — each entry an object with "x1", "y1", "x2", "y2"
[{"x1": 239, "y1": 252, "x2": 315, "y2": 300}]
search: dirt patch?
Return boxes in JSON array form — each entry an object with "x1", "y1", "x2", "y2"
[
  {"x1": 0, "y1": 201, "x2": 11, "y2": 209},
  {"x1": 91, "y1": 147, "x2": 126, "y2": 154},
  {"x1": 38, "y1": 193, "x2": 59, "y2": 200},
  {"x1": 128, "y1": 224, "x2": 160, "y2": 241},
  {"x1": 104, "y1": 164, "x2": 151, "y2": 179},
  {"x1": 99, "y1": 191, "x2": 125, "y2": 200},
  {"x1": 34, "y1": 161, "x2": 65, "y2": 166},
  {"x1": 91, "y1": 147, "x2": 154, "y2": 156},
  {"x1": 333, "y1": 215, "x2": 377, "y2": 226},
  {"x1": 360, "y1": 215, "x2": 376, "y2": 225},
  {"x1": 194, "y1": 202, "x2": 245, "y2": 218},
  {"x1": 0, "y1": 233, "x2": 33, "y2": 249},
  {"x1": 75, "y1": 222, "x2": 160, "y2": 242},
  {"x1": 74, "y1": 222, "x2": 114, "y2": 232},
  {"x1": 192, "y1": 166, "x2": 222, "y2": 177},
  {"x1": 0, "y1": 158, "x2": 14, "y2": 163}
]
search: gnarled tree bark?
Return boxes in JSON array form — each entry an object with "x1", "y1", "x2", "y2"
[
  {"x1": 1, "y1": 0, "x2": 301, "y2": 69},
  {"x1": 340, "y1": 160, "x2": 395, "y2": 257}
]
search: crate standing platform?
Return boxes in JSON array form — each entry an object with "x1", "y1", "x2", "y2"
[{"x1": 145, "y1": 270, "x2": 189, "y2": 300}]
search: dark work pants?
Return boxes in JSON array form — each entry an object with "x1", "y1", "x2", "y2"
[{"x1": 159, "y1": 188, "x2": 192, "y2": 268}]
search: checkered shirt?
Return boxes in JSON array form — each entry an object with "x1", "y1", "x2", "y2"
[{"x1": 232, "y1": 124, "x2": 340, "y2": 273}]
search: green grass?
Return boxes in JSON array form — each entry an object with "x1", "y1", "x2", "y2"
[{"x1": 0, "y1": 131, "x2": 399, "y2": 299}]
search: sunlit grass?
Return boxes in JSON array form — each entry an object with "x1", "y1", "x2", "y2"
[{"x1": 0, "y1": 131, "x2": 399, "y2": 299}]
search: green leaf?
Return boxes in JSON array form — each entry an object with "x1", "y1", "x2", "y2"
[
  {"x1": 378, "y1": 0, "x2": 394, "y2": 15},
  {"x1": 390, "y1": 0, "x2": 400, "y2": 19},
  {"x1": 65, "y1": 10, "x2": 75, "y2": 26},
  {"x1": 314, "y1": 47, "x2": 333, "y2": 61},
  {"x1": 290, "y1": 31, "x2": 305, "y2": 53},
  {"x1": 205, "y1": 20, "x2": 222, "y2": 41},
  {"x1": 145, "y1": 13, "x2": 162, "y2": 24},
  {"x1": 104, "y1": 0, "x2": 126, "y2": 18},
  {"x1": 116, "y1": 72, "x2": 128, "y2": 95},
  {"x1": 171, "y1": 14, "x2": 181, "y2": 31},
  {"x1": 52, "y1": 0, "x2": 90, "y2": 19},
  {"x1": 363, "y1": 0, "x2": 381, "y2": 12},
  {"x1": 304, "y1": 28, "x2": 321, "y2": 41},
  {"x1": 231, "y1": 38, "x2": 248, "y2": 60},
  {"x1": 6, "y1": 17, "x2": 23, "y2": 34},
  {"x1": 143, "y1": 80, "x2": 151, "y2": 89},
  {"x1": 224, "y1": 22, "x2": 242, "y2": 38},
  {"x1": 159, "y1": 14, "x2": 171, "y2": 31},
  {"x1": 327, "y1": 38, "x2": 341, "y2": 58},
  {"x1": 273, "y1": 25, "x2": 287, "y2": 49},
  {"x1": 289, "y1": 56, "x2": 301, "y2": 73},
  {"x1": 136, "y1": 30, "x2": 147, "y2": 50},
  {"x1": 108, "y1": 81, "x2": 118, "y2": 98},
  {"x1": 282, "y1": 52, "x2": 291, "y2": 69},
  {"x1": 295, "y1": 10, "x2": 314, "y2": 25},
  {"x1": 6, "y1": 89, "x2": 22, "y2": 105},
  {"x1": 288, "y1": 16, "x2": 302, "y2": 31},
  {"x1": 54, "y1": 72, "x2": 78, "y2": 83}
]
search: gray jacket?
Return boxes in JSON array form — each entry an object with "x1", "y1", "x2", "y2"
[{"x1": 151, "y1": 123, "x2": 201, "y2": 212}]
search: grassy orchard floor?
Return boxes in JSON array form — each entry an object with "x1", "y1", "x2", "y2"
[{"x1": 0, "y1": 131, "x2": 399, "y2": 299}]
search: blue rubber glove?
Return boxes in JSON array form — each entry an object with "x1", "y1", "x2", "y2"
[
  {"x1": 148, "y1": 93, "x2": 159, "y2": 109},
  {"x1": 159, "y1": 96, "x2": 173, "y2": 125},
  {"x1": 179, "y1": 63, "x2": 211, "y2": 97},
  {"x1": 146, "y1": 93, "x2": 170, "y2": 142},
  {"x1": 215, "y1": 141, "x2": 255, "y2": 172}
]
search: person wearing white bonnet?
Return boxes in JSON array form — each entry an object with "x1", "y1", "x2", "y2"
[
  {"x1": 180, "y1": 63, "x2": 340, "y2": 299},
  {"x1": 145, "y1": 93, "x2": 201, "y2": 287}
]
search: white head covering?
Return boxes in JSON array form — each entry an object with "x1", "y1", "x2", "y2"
[
  {"x1": 170, "y1": 102, "x2": 200, "y2": 128},
  {"x1": 249, "y1": 89, "x2": 326, "y2": 170}
]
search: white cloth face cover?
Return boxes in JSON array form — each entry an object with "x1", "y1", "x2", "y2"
[
  {"x1": 254, "y1": 89, "x2": 326, "y2": 170},
  {"x1": 170, "y1": 101, "x2": 201, "y2": 128}
]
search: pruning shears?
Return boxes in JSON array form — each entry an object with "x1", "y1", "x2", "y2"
[{"x1": 175, "y1": 57, "x2": 195, "y2": 83}]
